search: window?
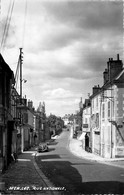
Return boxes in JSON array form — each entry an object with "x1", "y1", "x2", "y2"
[
  {"x1": 96, "y1": 96, "x2": 98, "y2": 109},
  {"x1": 92, "y1": 99, "x2": 94, "y2": 111},
  {"x1": 101, "y1": 126, "x2": 105, "y2": 143},
  {"x1": 108, "y1": 101, "x2": 110, "y2": 118},
  {"x1": 23, "y1": 113, "x2": 28, "y2": 124},
  {"x1": 102, "y1": 104, "x2": 105, "y2": 119},
  {"x1": 107, "y1": 126, "x2": 111, "y2": 144}
]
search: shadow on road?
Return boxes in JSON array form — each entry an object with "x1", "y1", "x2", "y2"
[
  {"x1": 79, "y1": 181, "x2": 124, "y2": 194},
  {"x1": 37, "y1": 154, "x2": 61, "y2": 159},
  {"x1": 36, "y1": 154, "x2": 124, "y2": 194}
]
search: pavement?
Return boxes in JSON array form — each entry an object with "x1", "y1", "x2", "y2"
[
  {"x1": 68, "y1": 128, "x2": 124, "y2": 169},
  {"x1": 0, "y1": 146, "x2": 60, "y2": 195}
]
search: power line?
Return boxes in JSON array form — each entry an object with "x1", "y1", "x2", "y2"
[
  {"x1": 0, "y1": 0, "x2": 15, "y2": 53},
  {"x1": 0, "y1": 0, "x2": 12, "y2": 52},
  {"x1": 3, "y1": 0, "x2": 15, "y2": 51},
  {"x1": 0, "y1": 0, "x2": 1, "y2": 24},
  {"x1": 15, "y1": 56, "x2": 20, "y2": 90}
]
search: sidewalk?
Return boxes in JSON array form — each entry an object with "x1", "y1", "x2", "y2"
[
  {"x1": 68, "y1": 132, "x2": 124, "y2": 169},
  {"x1": 1, "y1": 147, "x2": 56, "y2": 195}
]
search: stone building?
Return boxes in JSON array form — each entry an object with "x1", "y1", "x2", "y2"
[
  {"x1": 0, "y1": 54, "x2": 15, "y2": 171},
  {"x1": 90, "y1": 54, "x2": 124, "y2": 158},
  {"x1": 82, "y1": 99, "x2": 91, "y2": 150},
  {"x1": 17, "y1": 98, "x2": 36, "y2": 152}
]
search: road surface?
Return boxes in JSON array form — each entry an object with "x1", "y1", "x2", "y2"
[{"x1": 36, "y1": 130, "x2": 124, "y2": 194}]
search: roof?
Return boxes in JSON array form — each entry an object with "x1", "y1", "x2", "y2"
[
  {"x1": 0, "y1": 53, "x2": 14, "y2": 77},
  {"x1": 90, "y1": 67, "x2": 124, "y2": 99},
  {"x1": 83, "y1": 98, "x2": 91, "y2": 109},
  {"x1": 115, "y1": 68, "x2": 124, "y2": 80}
]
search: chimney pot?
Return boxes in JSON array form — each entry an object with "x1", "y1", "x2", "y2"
[
  {"x1": 117, "y1": 54, "x2": 119, "y2": 61},
  {"x1": 92, "y1": 85, "x2": 100, "y2": 95}
]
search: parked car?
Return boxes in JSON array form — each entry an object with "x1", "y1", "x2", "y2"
[
  {"x1": 73, "y1": 133, "x2": 77, "y2": 139},
  {"x1": 37, "y1": 143, "x2": 49, "y2": 153},
  {"x1": 51, "y1": 135, "x2": 58, "y2": 139}
]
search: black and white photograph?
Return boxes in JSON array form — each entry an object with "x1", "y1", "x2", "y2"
[{"x1": 0, "y1": 0, "x2": 124, "y2": 194}]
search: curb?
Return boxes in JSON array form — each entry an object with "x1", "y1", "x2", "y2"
[
  {"x1": 68, "y1": 138, "x2": 124, "y2": 169},
  {"x1": 32, "y1": 152, "x2": 61, "y2": 195}
]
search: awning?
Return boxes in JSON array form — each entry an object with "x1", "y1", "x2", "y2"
[{"x1": 78, "y1": 132, "x2": 86, "y2": 140}]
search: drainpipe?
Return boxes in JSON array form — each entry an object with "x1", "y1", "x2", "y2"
[
  {"x1": 100, "y1": 94, "x2": 102, "y2": 157},
  {"x1": 110, "y1": 84, "x2": 113, "y2": 158}
]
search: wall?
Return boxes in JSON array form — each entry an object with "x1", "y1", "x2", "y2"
[
  {"x1": 101, "y1": 87, "x2": 112, "y2": 158},
  {"x1": 28, "y1": 109, "x2": 34, "y2": 127},
  {"x1": 91, "y1": 94, "x2": 101, "y2": 155},
  {"x1": 114, "y1": 85, "x2": 124, "y2": 157}
]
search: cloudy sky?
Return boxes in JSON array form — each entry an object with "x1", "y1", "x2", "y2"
[{"x1": 0, "y1": 0, "x2": 123, "y2": 116}]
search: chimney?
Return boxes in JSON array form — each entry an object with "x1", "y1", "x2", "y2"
[
  {"x1": 20, "y1": 97, "x2": 27, "y2": 106},
  {"x1": 79, "y1": 97, "x2": 83, "y2": 109},
  {"x1": 117, "y1": 54, "x2": 119, "y2": 61},
  {"x1": 92, "y1": 85, "x2": 101, "y2": 95},
  {"x1": 103, "y1": 68, "x2": 109, "y2": 84},
  {"x1": 28, "y1": 100, "x2": 33, "y2": 109},
  {"x1": 107, "y1": 54, "x2": 123, "y2": 81}
]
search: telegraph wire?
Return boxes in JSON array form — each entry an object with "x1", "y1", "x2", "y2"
[
  {"x1": 2, "y1": 0, "x2": 15, "y2": 51},
  {"x1": 0, "y1": 0, "x2": 12, "y2": 52},
  {"x1": 15, "y1": 57, "x2": 20, "y2": 81},
  {"x1": 0, "y1": 0, "x2": 1, "y2": 25},
  {"x1": 0, "y1": 0, "x2": 15, "y2": 53},
  {"x1": 15, "y1": 56, "x2": 20, "y2": 90}
]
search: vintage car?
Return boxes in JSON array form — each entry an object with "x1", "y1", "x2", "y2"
[
  {"x1": 73, "y1": 133, "x2": 77, "y2": 139},
  {"x1": 37, "y1": 143, "x2": 49, "y2": 153}
]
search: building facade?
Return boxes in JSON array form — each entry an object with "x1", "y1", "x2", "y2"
[
  {"x1": 82, "y1": 99, "x2": 91, "y2": 150},
  {"x1": 18, "y1": 99, "x2": 36, "y2": 152},
  {"x1": 0, "y1": 54, "x2": 15, "y2": 171},
  {"x1": 90, "y1": 54, "x2": 124, "y2": 158},
  {"x1": 90, "y1": 86, "x2": 101, "y2": 155}
]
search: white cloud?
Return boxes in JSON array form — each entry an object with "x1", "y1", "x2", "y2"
[
  {"x1": 1, "y1": 0, "x2": 123, "y2": 116},
  {"x1": 43, "y1": 88, "x2": 79, "y2": 100}
]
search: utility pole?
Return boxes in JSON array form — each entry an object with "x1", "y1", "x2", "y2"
[
  {"x1": 19, "y1": 48, "x2": 23, "y2": 99},
  {"x1": 19, "y1": 48, "x2": 24, "y2": 152}
]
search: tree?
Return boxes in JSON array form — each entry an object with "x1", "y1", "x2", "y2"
[{"x1": 47, "y1": 114, "x2": 64, "y2": 136}]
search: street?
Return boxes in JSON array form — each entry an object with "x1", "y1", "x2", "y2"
[{"x1": 36, "y1": 129, "x2": 124, "y2": 194}]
